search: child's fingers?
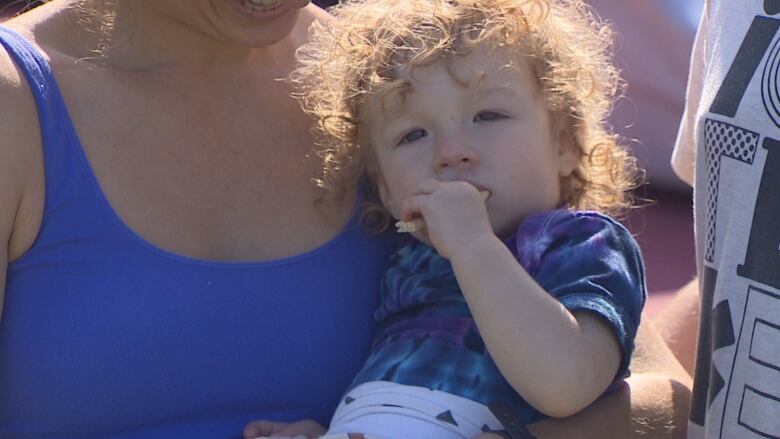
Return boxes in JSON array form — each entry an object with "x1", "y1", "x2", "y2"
[
  {"x1": 394, "y1": 180, "x2": 439, "y2": 224},
  {"x1": 275, "y1": 420, "x2": 326, "y2": 438},
  {"x1": 416, "y1": 180, "x2": 488, "y2": 201},
  {"x1": 243, "y1": 420, "x2": 276, "y2": 438},
  {"x1": 415, "y1": 179, "x2": 442, "y2": 195},
  {"x1": 243, "y1": 419, "x2": 325, "y2": 439},
  {"x1": 399, "y1": 192, "x2": 430, "y2": 221},
  {"x1": 399, "y1": 183, "x2": 487, "y2": 220},
  {"x1": 397, "y1": 181, "x2": 490, "y2": 233},
  {"x1": 395, "y1": 193, "x2": 429, "y2": 234}
]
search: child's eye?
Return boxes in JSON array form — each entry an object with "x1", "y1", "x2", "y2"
[
  {"x1": 474, "y1": 111, "x2": 507, "y2": 122},
  {"x1": 397, "y1": 128, "x2": 427, "y2": 145}
]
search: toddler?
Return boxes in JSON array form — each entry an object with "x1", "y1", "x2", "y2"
[{"x1": 289, "y1": 0, "x2": 645, "y2": 437}]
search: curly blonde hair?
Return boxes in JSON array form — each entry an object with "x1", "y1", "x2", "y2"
[{"x1": 292, "y1": 0, "x2": 639, "y2": 230}]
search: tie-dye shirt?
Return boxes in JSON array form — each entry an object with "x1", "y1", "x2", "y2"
[{"x1": 349, "y1": 209, "x2": 646, "y2": 423}]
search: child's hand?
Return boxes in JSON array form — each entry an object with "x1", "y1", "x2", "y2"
[
  {"x1": 400, "y1": 179, "x2": 495, "y2": 259},
  {"x1": 243, "y1": 419, "x2": 325, "y2": 439}
]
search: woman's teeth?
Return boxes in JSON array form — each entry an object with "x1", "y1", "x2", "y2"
[{"x1": 243, "y1": 0, "x2": 284, "y2": 11}]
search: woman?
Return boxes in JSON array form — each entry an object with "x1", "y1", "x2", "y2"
[
  {"x1": 0, "y1": 0, "x2": 399, "y2": 437},
  {"x1": 0, "y1": 1, "x2": 688, "y2": 438}
]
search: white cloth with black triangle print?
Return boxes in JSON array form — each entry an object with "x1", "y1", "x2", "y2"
[{"x1": 323, "y1": 381, "x2": 506, "y2": 439}]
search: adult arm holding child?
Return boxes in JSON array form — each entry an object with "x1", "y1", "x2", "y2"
[
  {"x1": 527, "y1": 321, "x2": 692, "y2": 438},
  {"x1": 654, "y1": 278, "x2": 699, "y2": 377}
]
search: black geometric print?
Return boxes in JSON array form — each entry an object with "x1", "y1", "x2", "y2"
[
  {"x1": 703, "y1": 120, "x2": 760, "y2": 263},
  {"x1": 737, "y1": 136, "x2": 780, "y2": 290},
  {"x1": 761, "y1": 34, "x2": 780, "y2": 129},
  {"x1": 708, "y1": 300, "x2": 734, "y2": 405},
  {"x1": 708, "y1": 364, "x2": 725, "y2": 407},
  {"x1": 767, "y1": 0, "x2": 780, "y2": 15},
  {"x1": 435, "y1": 410, "x2": 458, "y2": 426},
  {"x1": 713, "y1": 299, "x2": 736, "y2": 351},
  {"x1": 691, "y1": 266, "x2": 718, "y2": 426},
  {"x1": 711, "y1": 16, "x2": 780, "y2": 117},
  {"x1": 719, "y1": 286, "x2": 780, "y2": 437}
]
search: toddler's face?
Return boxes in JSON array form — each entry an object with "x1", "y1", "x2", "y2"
[{"x1": 364, "y1": 47, "x2": 578, "y2": 238}]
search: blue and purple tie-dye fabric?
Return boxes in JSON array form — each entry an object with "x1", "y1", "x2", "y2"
[{"x1": 349, "y1": 209, "x2": 646, "y2": 422}]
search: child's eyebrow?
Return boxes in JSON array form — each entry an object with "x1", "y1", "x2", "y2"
[
  {"x1": 467, "y1": 72, "x2": 522, "y2": 99},
  {"x1": 472, "y1": 84, "x2": 521, "y2": 100},
  {"x1": 377, "y1": 115, "x2": 412, "y2": 139}
]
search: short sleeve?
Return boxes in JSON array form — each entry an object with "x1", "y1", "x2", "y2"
[{"x1": 505, "y1": 210, "x2": 647, "y2": 379}]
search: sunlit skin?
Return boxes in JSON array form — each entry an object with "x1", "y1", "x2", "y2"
[
  {"x1": 3, "y1": 0, "x2": 341, "y2": 267},
  {"x1": 130, "y1": 0, "x2": 313, "y2": 52}
]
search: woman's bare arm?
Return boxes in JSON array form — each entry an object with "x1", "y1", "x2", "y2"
[
  {"x1": 527, "y1": 319, "x2": 692, "y2": 438},
  {"x1": 0, "y1": 40, "x2": 46, "y2": 318},
  {"x1": 653, "y1": 278, "x2": 700, "y2": 376}
]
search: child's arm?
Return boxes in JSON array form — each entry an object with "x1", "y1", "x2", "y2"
[
  {"x1": 401, "y1": 180, "x2": 640, "y2": 419},
  {"x1": 449, "y1": 235, "x2": 621, "y2": 418}
]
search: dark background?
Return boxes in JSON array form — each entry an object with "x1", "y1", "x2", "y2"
[
  {"x1": 313, "y1": 0, "x2": 339, "y2": 7},
  {"x1": 0, "y1": 0, "x2": 38, "y2": 18}
]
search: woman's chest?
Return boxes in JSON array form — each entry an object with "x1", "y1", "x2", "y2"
[{"x1": 57, "y1": 71, "x2": 351, "y2": 261}]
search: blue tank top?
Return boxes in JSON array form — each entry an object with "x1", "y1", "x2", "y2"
[{"x1": 0, "y1": 26, "x2": 397, "y2": 439}]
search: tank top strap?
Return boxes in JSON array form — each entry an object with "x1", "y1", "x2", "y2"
[{"x1": 0, "y1": 26, "x2": 92, "y2": 211}]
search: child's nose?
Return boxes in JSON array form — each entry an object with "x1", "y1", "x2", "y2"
[{"x1": 432, "y1": 139, "x2": 479, "y2": 174}]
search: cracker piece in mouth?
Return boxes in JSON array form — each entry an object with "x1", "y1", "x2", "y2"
[{"x1": 394, "y1": 190, "x2": 490, "y2": 233}]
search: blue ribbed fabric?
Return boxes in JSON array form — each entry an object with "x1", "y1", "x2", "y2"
[{"x1": 0, "y1": 26, "x2": 397, "y2": 439}]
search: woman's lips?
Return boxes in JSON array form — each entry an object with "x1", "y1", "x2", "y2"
[{"x1": 238, "y1": 0, "x2": 285, "y2": 13}]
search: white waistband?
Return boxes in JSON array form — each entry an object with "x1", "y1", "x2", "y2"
[{"x1": 326, "y1": 381, "x2": 504, "y2": 439}]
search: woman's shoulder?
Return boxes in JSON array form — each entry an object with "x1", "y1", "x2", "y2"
[
  {"x1": 0, "y1": 29, "x2": 42, "y2": 175},
  {"x1": 295, "y1": 2, "x2": 331, "y2": 41},
  {"x1": 0, "y1": 6, "x2": 78, "y2": 197},
  {"x1": 0, "y1": 27, "x2": 46, "y2": 261},
  {"x1": 303, "y1": 2, "x2": 332, "y2": 24}
]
